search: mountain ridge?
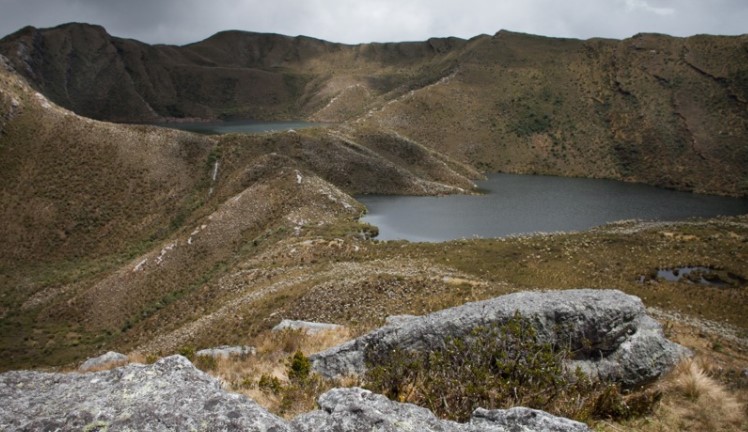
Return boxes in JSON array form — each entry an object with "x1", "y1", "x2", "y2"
[{"x1": 2, "y1": 22, "x2": 746, "y2": 196}]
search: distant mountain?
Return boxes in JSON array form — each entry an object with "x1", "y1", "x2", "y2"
[
  {"x1": 0, "y1": 23, "x2": 466, "y2": 122},
  {"x1": 2, "y1": 23, "x2": 746, "y2": 197}
]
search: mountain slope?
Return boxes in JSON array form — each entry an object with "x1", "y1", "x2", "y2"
[
  {"x1": 1, "y1": 23, "x2": 746, "y2": 196},
  {"x1": 0, "y1": 54, "x2": 484, "y2": 368},
  {"x1": 362, "y1": 31, "x2": 748, "y2": 196}
]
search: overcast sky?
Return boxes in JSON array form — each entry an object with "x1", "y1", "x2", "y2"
[{"x1": 1, "y1": 0, "x2": 746, "y2": 45}]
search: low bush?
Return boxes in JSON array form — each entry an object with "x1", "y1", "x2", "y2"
[{"x1": 364, "y1": 311, "x2": 659, "y2": 422}]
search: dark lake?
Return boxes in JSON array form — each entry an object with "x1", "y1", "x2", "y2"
[
  {"x1": 358, "y1": 174, "x2": 748, "y2": 242},
  {"x1": 156, "y1": 120, "x2": 321, "y2": 135}
]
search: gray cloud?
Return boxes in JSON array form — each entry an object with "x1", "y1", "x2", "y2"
[{"x1": 1, "y1": 0, "x2": 746, "y2": 45}]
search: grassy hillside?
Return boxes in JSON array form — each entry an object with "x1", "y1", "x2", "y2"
[
  {"x1": 0, "y1": 56, "x2": 481, "y2": 368},
  {"x1": 363, "y1": 31, "x2": 748, "y2": 196}
]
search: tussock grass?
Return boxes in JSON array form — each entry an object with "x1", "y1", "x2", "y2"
[
  {"x1": 596, "y1": 357, "x2": 747, "y2": 432},
  {"x1": 664, "y1": 359, "x2": 746, "y2": 430}
]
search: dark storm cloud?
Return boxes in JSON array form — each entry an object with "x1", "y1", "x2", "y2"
[{"x1": 1, "y1": 0, "x2": 746, "y2": 45}]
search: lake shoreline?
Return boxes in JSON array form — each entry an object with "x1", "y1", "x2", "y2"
[{"x1": 358, "y1": 173, "x2": 748, "y2": 242}]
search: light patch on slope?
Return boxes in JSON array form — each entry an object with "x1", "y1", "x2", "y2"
[
  {"x1": 155, "y1": 242, "x2": 176, "y2": 265},
  {"x1": 34, "y1": 92, "x2": 52, "y2": 109}
]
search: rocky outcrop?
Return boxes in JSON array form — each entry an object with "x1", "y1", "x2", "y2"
[
  {"x1": 196, "y1": 345, "x2": 256, "y2": 359},
  {"x1": 0, "y1": 357, "x2": 589, "y2": 431},
  {"x1": 311, "y1": 289, "x2": 689, "y2": 388},
  {"x1": 272, "y1": 319, "x2": 344, "y2": 334},
  {"x1": 292, "y1": 387, "x2": 590, "y2": 432},
  {"x1": 78, "y1": 351, "x2": 129, "y2": 372},
  {"x1": 0, "y1": 356, "x2": 289, "y2": 431}
]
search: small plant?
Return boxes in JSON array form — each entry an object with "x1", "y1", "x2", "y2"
[
  {"x1": 591, "y1": 383, "x2": 661, "y2": 420},
  {"x1": 239, "y1": 375, "x2": 254, "y2": 389},
  {"x1": 194, "y1": 354, "x2": 218, "y2": 371},
  {"x1": 178, "y1": 345, "x2": 196, "y2": 360},
  {"x1": 287, "y1": 350, "x2": 311, "y2": 383},
  {"x1": 258, "y1": 374, "x2": 283, "y2": 394}
]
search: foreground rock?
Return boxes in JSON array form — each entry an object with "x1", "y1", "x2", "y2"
[
  {"x1": 78, "y1": 351, "x2": 129, "y2": 372},
  {"x1": 292, "y1": 387, "x2": 590, "y2": 432},
  {"x1": 0, "y1": 356, "x2": 588, "y2": 431},
  {"x1": 311, "y1": 289, "x2": 689, "y2": 387},
  {"x1": 0, "y1": 356, "x2": 288, "y2": 431}
]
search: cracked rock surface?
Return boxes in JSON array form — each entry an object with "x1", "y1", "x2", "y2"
[{"x1": 0, "y1": 356, "x2": 289, "y2": 432}]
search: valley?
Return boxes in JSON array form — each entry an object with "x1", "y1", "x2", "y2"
[{"x1": 0, "y1": 23, "x2": 746, "y2": 431}]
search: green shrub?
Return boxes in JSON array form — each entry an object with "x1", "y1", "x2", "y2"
[
  {"x1": 364, "y1": 311, "x2": 659, "y2": 422},
  {"x1": 258, "y1": 374, "x2": 283, "y2": 394},
  {"x1": 178, "y1": 345, "x2": 196, "y2": 361},
  {"x1": 288, "y1": 350, "x2": 311, "y2": 383}
]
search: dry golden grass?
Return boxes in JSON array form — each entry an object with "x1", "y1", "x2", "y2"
[
  {"x1": 199, "y1": 327, "x2": 352, "y2": 418},
  {"x1": 664, "y1": 359, "x2": 745, "y2": 431},
  {"x1": 596, "y1": 357, "x2": 747, "y2": 432}
]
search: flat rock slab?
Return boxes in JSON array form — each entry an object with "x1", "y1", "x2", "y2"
[
  {"x1": 196, "y1": 345, "x2": 256, "y2": 358},
  {"x1": 79, "y1": 351, "x2": 129, "y2": 372},
  {"x1": 311, "y1": 289, "x2": 689, "y2": 388},
  {"x1": 272, "y1": 319, "x2": 344, "y2": 334}
]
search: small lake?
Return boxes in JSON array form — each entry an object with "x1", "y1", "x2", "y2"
[
  {"x1": 358, "y1": 174, "x2": 748, "y2": 242},
  {"x1": 156, "y1": 120, "x2": 321, "y2": 135}
]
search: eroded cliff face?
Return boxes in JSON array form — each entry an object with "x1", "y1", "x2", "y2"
[{"x1": 2, "y1": 24, "x2": 747, "y2": 196}]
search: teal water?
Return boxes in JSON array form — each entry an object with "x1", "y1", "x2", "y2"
[{"x1": 358, "y1": 174, "x2": 748, "y2": 242}]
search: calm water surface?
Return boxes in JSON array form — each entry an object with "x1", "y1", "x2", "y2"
[
  {"x1": 358, "y1": 174, "x2": 748, "y2": 242},
  {"x1": 156, "y1": 120, "x2": 322, "y2": 135}
]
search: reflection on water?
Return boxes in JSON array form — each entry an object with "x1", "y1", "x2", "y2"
[{"x1": 358, "y1": 174, "x2": 748, "y2": 242}]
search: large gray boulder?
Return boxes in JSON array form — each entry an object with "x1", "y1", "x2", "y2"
[
  {"x1": 469, "y1": 407, "x2": 591, "y2": 432},
  {"x1": 0, "y1": 355, "x2": 289, "y2": 431},
  {"x1": 311, "y1": 289, "x2": 689, "y2": 388},
  {"x1": 291, "y1": 387, "x2": 590, "y2": 432}
]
